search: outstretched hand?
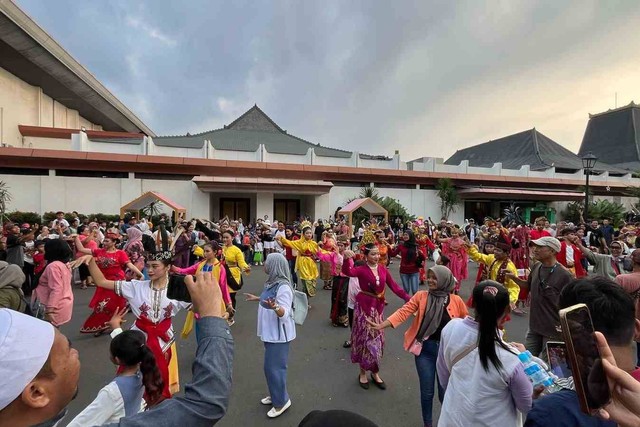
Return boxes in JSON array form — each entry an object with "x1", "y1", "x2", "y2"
[
  {"x1": 366, "y1": 318, "x2": 384, "y2": 331},
  {"x1": 243, "y1": 293, "x2": 260, "y2": 302},
  {"x1": 69, "y1": 255, "x2": 92, "y2": 269},
  {"x1": 108, "y1": 306, "x2": 129, "y2": 330}
]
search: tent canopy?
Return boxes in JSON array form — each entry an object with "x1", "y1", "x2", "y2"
[
  {"x1": 337, "y1": 198, "x2": 388, "y2": 238},
  {"x1": 120, "y1": 191, "x2": 187, "y2": 219},
  {"x1": 338, "y1": 198, "x2": 387, "y2": 216}
]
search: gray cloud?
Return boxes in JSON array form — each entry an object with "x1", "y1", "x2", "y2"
[{"x1": 16, "y1": 0, "x2": 640, "y2": 159}]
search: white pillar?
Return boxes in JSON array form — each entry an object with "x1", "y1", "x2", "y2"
[{"x1": 256, "y1": 192, "x2": 274, "y2": 220}]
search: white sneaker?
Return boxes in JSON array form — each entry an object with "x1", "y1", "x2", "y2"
[
  {"x1": 267, "y1": 399, "x2": 291, "y2": 418},
  {"x1": 261, "y1": 396, "x2": 272, "y2": 405}
]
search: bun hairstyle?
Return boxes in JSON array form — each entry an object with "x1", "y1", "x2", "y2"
[
  {"x1": 472, "y1": 281, "x2": 515, "y2": 371},
  {"x1": 222, "y1": 229, "x2": 235, "y2": 239},
  {"x1": 111, "y1": 330, "x2": 164, "y2": 407},
  {"x1": 362, "y1": 243, "x2": 377, "y2": 255}
]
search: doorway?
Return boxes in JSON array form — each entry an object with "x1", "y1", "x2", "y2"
[
  {"x1": 220, "y1": 198, "x2": 250, "y2": 221},
  {"x1": 274, "y1": 199, "x2": 300, "y2": 225}
]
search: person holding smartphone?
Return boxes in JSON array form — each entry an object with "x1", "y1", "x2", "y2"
[{"x1": 525, "y1": 276, "x2": 640, "y2": 427}]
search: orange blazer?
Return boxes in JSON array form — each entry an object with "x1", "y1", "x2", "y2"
[{"x1": 387, "y1": 290, "x2": 468, "y2": 351}]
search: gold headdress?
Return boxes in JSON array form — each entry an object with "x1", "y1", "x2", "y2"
[{"x1": 299, "y1": 220, "x2": 313, "y2": 232}]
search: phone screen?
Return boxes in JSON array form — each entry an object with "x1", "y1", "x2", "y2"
[
  {"x1": 545, "y1": 341, "x2": 571, "y2": 378},
  {"x1": 562, "y1": 305, "x2": 610, "y2": 412}
]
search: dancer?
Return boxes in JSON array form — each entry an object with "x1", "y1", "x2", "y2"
[
  {"x1": 465, "y1": 233, "x2": 520, "y2": 308},
  {"x1": 342, "y1": 244, "x2": 411, "y2": 390},
  {"x1": 415, "y1": 225, "x2": 436, "y2": 285},
  {"x1": 437, "y1": 226, "x2": 469, "y2": 292},
  {"x1": 389, "y1": 230, "x2": 425, "y2": 295},
  {"x1": 172, "y1": 242, "x2": 234, "y2": 334},
  {"x1": 75, "y1": 230, "x2": 142, "y2": 336},
  {"x1": 244, "y1": 253, "x2": 295, "y2": 419},
  {"x1": 73, "y1": 250, "x2": 191, "y2": 399},
  {"x1": 320, "y1": 231, "x2": 336, "y2": 290},
  {"x1": 276, "y1": 221, "x2": 323, "y2": 298},
  {"x1": 367, "y1": 265, "x2": 468, "y2": 427},
  {"x1": 318, "y1": 235, "x2": 349, "y2": 327},
  {"x1": 221, "y1": 229, "x2": 250, "y2": 326},
  {"x1": 67, "y1": 326, "x2": 164, "y2": 426}
]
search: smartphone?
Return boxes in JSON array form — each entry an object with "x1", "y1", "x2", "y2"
[
  {"x1": 559, "y1": 303, "x2": 610, "y2": 414},
  {"x1": 545, "y1": 341, "x2": 571, "y2": 378},
  {"x1": 166, "y1": 274, "x2": 191, "y2": 303}
]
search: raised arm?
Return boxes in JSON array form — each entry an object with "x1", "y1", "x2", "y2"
[
  {"x1": 341, "y1": 254, "x2": 358, "y2": 277},
  {"x1": 384, "y1": 267, "x2": 410, "y2": 302},
  {"x1": 74, "y1": 236, "x2": 92, "y2": 255},
  {"x1": 77, "y1": 256, "x2": 116, "y2": 290},
  {"x1": 467, "y1": 244, "x2": 492, "y2": 265}
]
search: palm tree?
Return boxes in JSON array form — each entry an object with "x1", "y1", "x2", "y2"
[
  {"x1": 0, "y1": 181, "x2": 12, "y2": 224},
  {"x1": 436, "y1": 178, "x2": 459, "y2": 220}
]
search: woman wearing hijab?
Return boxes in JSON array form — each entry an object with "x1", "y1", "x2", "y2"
[
  {"x1": 367, "y1": 265, "x2": 468, "y2": 427},
  {"x1": 124, "y1": 227, "x2": 146, "y2": 281},
  {"x1": 244, "y1": 253, "x2": 295, "y2": 419}
]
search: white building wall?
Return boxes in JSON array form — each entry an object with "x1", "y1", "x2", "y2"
[
  {"x1": 256, "y1": 192, "x2": 274, "y2": 220},
  {"x1": 0, "y1": 66, "x2": 100, "y2": 147},
  {"x1": 0, "y1": 174, "x2": 210, "y2": 218},
  {"x1": 86, "y1": 140, "x2": 143, "y2": 155},
  {"x1": 21, "y1": 136, "x2": 72, "y2": 150}
]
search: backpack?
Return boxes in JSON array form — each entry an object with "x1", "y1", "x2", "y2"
[{"x1": 268, "y1": 282, "x2": 308, "y2": 325}]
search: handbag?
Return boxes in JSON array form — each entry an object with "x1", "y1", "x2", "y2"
[
  {"x1": 409, "y1": 339, "x2": 423, "y2": 356},
  {"x1": 292, "y1": 288, "x2": 308, "y2": 325}
]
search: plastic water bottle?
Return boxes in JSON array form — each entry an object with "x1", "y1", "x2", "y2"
[
  {"x1": 518, "y1": 351, "x2": 561, "y2": 393},
  {"x1": 518, "y1": 351, "x2": 550, "y2": 387}
]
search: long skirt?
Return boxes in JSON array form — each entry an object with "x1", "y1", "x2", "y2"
[
  {"x1": 80, "y1": 287, "x2": 127, "y2": 333},
  {"x1": 351, "y1": 302, "x2": 384, "y2": 373},
  {"x1": 330, "y1": 276, "x2": 349, "y2": 326},
  {"x1": 447, "y1": 250, "x2": 468, "y2": 291},
  {"x1": 319, "y1": 261, "x2": 332, "y2": 282},
  {"x1": 301, "y1": 279, "x2": 317, "y2": 298}
]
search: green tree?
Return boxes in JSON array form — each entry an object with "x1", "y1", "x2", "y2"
[
  {"x1": 436, "y1": 178, "x2": 459, "y2": 220},
  {"x1": 0, "y1": 181, "x2": 12, "y2": 224},
  {"x1": 563, "y1": 199, "x2": 626, "y2": 224}
]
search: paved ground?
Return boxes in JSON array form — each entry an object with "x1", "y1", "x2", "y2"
[{"x1": 59, "y1": 260, "x2": 529, "y2": 427}]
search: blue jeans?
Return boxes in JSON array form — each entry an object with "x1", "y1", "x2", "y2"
[
  {"x1": 415, "y1": 340, "x2": 444, "y2": 426},
  {"x1": 401, "y1": 272, "x2": 420, "y2": 295},
  {"x1": 264, "y1": 342, "x2": 290, "y2": 408}
]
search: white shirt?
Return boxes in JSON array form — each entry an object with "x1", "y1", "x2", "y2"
[
  {"x1": 66, "y1": 380, "x2": 144, "y2": 427},
  {"x1": 257, "y1": 285, "x2": 296, "y2": 343}
]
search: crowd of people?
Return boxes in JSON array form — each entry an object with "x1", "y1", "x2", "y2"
[{"x1": 2, "y1": 208, "x2": 640, "y2": 426}]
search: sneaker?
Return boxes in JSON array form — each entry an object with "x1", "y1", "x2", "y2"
[
  {"x1": 267, "y1": 400, "x2": 291, "y2": 418},
  {"x1": 227, "y1": 318, "x2": 235, "y2": 326},
  {"x1": 261, "y1": 396, "x2": 272, "y2": 405}
]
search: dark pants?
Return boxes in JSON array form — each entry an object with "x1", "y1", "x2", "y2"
[
  {"x1": 288, "y1": 258, "x2": 298, "y2": 286},
  {"x1": 22, "y1": 262, "x2": 35, "y2": 296},
  {"x1": 348, "y1": 307, "x2": 354, "y2": 328},
  {"x1": 230, "y1": 292, "x2": 237, "y2": 309},
  {"x1": 415, "y1": 340, "x2": 444, "y2": 426}
]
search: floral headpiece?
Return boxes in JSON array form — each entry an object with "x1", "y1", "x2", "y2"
[
  {"x1": 147, "y1": 251, "x2": 173, "y2": 262},
  {"x1": 299, "y1": 220, "x2": 313, "y2": 231}
]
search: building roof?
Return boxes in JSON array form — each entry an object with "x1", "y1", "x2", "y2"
[
  {"x1": 153, "y1": 105, "x2": 357, "y2": 159},
  {"x1": 0, "y1": 2, "x2": 154, "y2": 135},
  {"x1": 445, "y1": 128, "x2": 626, "y2": 173},
  {"x1": 578, "y1": 102, "x2": 640, "y2": 171}
]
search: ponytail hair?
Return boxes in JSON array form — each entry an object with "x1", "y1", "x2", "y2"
[
  {"x1": 111, "y1": 330, "x2": 165, "y2": 407},
  {"x1": 472, "y1": 281, "x2": 513, "y2": 372}
]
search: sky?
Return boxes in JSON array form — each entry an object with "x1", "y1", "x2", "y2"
[{"x1": 15, "y1": 0, "x2": 640, "y2": 160}]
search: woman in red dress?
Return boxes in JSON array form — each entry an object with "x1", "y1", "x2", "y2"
[{"x1": 75, "y1": 229, "x2": 143, "y2": 336}]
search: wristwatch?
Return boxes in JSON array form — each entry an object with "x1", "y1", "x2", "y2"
[{"x1": 273, "y1": 304, "x2": 281, "y2": 311}]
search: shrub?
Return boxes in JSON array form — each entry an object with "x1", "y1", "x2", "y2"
[{"x1": 6, "y1": 211, "x2": 42, "y2": 226}]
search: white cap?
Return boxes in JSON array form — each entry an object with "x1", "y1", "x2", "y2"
[{"x1": 0, "y1": 309, "x2": 55, "y2": 410}]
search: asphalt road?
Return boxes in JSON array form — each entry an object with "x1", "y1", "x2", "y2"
[{"x1": 59, "y1": 260, "x2": 530, "y2": 427}]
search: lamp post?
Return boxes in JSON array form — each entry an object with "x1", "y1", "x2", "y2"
[{"x1": 582, "y1": 152, "x2": 598, "y2": 221}]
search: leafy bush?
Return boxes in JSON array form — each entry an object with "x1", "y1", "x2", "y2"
[
  {"x1": 6, "y1": 211, "x2": 42, "y2": 226},
  {"x1": 42, "y1": 211, "x2": 120, "y2": 224},
  {"x1": 563, "y1": 200, "x2": 626, "y2": 224}
]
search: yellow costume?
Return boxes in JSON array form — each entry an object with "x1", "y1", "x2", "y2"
[
  {"x1": 468, "y1": 245, "x2": 520, "y2": 304},
  {"x1": 279, "y1": 237, "x2": 322, "y2": 297},
  {"x1": 222, "y1": 244, "x2": 248, "y2": 293},
  {"x1": 181, "y1": 259, "x2": 226, "y2": 338}
]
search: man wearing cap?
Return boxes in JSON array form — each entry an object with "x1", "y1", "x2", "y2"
[
  {"x1": 506, "y1": 236, "x2": 573, "y2": 360},
  {"x1": 0, "y1": 271, "x2": 234, "y2": 427},
  {"x1": 570, "y1": 236, "x2": 630, "y2": 279}
]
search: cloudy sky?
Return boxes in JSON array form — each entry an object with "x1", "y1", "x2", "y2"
[{"x1": 16, "y1": 0, "x2": 640, "y2": 160}]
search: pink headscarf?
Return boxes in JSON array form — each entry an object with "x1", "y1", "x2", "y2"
[{"x1": 125, "y1": 227, "x2": 143, "y2": 249}]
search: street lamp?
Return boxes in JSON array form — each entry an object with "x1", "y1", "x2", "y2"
[{"x1": 582, "y1": 152, "x2": 598, "y2": 220}]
